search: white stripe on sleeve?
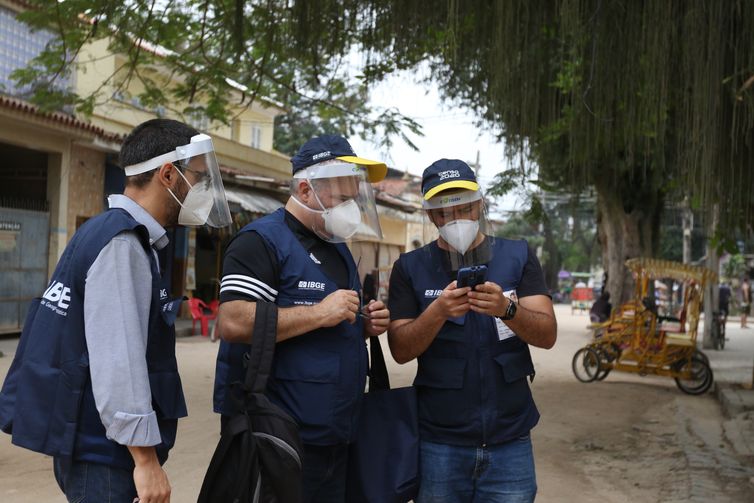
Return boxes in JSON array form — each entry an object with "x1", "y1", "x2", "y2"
[
  {"x1": 221, "y1": 274, "x2": 278, "y2": 296},
  {"x1": 220, "y1": 281, "x2": 276, "y2": 302}
]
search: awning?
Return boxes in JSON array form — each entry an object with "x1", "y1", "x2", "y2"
[{"x1": 224, "y1": 187, "x2": 284, "y2": 215}]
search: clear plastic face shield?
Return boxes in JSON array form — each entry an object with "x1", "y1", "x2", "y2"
[
  {"x1": 290, "y1": 161, "x2": 383, "y2": 243},
  {"x1": 124, "y1": 134, "x2": 232, "y2": 228},
  {"x1": 422, "y1": 189, "x2": 493, "y2": 271}
]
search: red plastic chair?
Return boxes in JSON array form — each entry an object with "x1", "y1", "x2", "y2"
[{"x1": 187, "y1": 297, "x2": 217, "y2": 337}]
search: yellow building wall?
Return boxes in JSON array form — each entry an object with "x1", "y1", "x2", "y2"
[
  {"x1": 379, "y1": 215, "x2": 406, "y2": 247},
  {"x1": 77, "y1": 41, "x2": 283, "y2": 166}
]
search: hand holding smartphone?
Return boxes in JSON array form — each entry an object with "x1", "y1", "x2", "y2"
[{"x1": 456, "y1": 265, "x2": 487, "y2": 289}]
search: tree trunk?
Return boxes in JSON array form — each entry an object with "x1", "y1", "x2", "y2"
[
  {"x1": 541, "y1": 218, "x2": 560, "y2": 292},
  {"x1": 595, "y1": 179, "x2": 662, "y2": 305}
]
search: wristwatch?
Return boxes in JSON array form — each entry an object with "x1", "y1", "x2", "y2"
[{"x1": 499, "y1": 299, "x2": 517, "y2": 320}]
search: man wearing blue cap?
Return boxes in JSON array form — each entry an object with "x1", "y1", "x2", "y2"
[
  {"x1": 213, "y1": 135, "x2": 390, "y2": 502},
  {"x1": 387, "y1": 159, "x2": 556, "y2": 502}
]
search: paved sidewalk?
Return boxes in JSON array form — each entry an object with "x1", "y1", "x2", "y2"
[
  {"x1": 701, "y1": 320, "x2": 754, "y2": 458},
  {"x1": 176, "y1": 311, "x2": 754, "y2": 461}
]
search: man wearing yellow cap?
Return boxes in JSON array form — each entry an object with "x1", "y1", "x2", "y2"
[{"x1": 388, "y1": 159, "x2": 557, "y2": 502}]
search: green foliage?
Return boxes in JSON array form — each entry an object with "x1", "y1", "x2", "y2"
[
  {"x1": 11, "y1": 0, "x2": 754, "y2": 239},
  {"x1": 722, "y1": 254, "x2": 746, "y2": 282},
  {"x1": 497, "y1": 191, "x2": 600, "y2": 278},
  {"x1": 12, "y1": 0, "x2": 422, "y2": 150},
  {"x1": 272, "y1": 85, "x2": 422, "y2": 156}
]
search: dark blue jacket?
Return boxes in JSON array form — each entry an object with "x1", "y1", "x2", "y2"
[
  {"x1": 214, "y1": 209, "x2": 367, "y2": 445},
  {"x1": 0, "y1": 209, "x2": 187, "y2": 470},
  {"x1": 401, "y1": 238, "x2": 539, "y2": 446}
]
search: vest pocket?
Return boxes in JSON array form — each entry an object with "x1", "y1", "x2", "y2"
[
  {"x1": 272, "y1": 351, "x2": 340, "y2": 426},
  {"x1": 14, "y1": 357, "x2": 88, "y2": 456},
  {"x1": 149, "y1": 371, "x2": 188, "y2": 419},
  {"x1": 492, "y1": 344, "x2": 535, "y2": 383},
  {"x1": 414, "y1": 357, "x2": 472, "y2": 427}
]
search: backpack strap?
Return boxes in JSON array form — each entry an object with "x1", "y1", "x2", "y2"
[
  {"x1": 367, "y1": 336, "x2": 390, "y2": 391},
  {"x1": 243, "y1": 301, "x2": 278, "y2": 394}
]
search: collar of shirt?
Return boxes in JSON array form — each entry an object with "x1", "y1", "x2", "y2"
[
  {"x1": 108, "y1": 194, "x2": 169, "y2": 250},
  {"x1": 435, "y1": 235, "x2": 493, "y2": 273},
  {"x1": 284, "y1": 209, "x2": 324, "y2": 251}
]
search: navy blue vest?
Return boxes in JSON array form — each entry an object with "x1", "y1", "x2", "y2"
[
  {"x1": 401, "y1": 238, "x2": 540, "y2": 446},
  {"x1": 213, "y1": 209, "x2": 367, "y2": 445},
  {"x1": 0, "y1": 209, "x2": 187, "y2": 470}
]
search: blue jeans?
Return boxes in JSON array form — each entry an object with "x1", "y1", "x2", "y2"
[
  {"x1": 417, "y1": 436, "x2": 537, "y2": 503},
  {"x1": 53, "y1": 457, "x2": 137, "y2": 503},
  {"x1": 301, "y1": 443, "x2": 349, "y2": 503}
]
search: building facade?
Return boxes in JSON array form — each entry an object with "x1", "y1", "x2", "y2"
[{"x1": 0, "y1": 0, "x2": 423, "y2": 333}]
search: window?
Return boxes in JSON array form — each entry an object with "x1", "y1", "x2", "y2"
[
  {"x1": 0, "y1": 7, "x2": 69, "y2": 97},
  {"x1": 251, "y1": 124, "x2": 262, "y2": 149},
  {"x1": 186, "y1": 108, "x2": 209, "y2": 131}
]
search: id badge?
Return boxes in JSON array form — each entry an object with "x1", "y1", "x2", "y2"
[{"x1": 495, "y1": 289, "x2": 518, "y2": 341}]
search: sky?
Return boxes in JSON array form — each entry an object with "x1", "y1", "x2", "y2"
[{"x1": 347, "y1": 69, "x2": 525, "y2": 213}]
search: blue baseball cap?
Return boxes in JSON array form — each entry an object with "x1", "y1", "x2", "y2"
[
  {"x1": 290, "y1": 135, "x2": 387, "y2": 182},
  {"x1": 421, "y1": 159, "x2": 479, "y2": 200}
]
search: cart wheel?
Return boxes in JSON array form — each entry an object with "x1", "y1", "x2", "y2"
[
  {"x1": 591, "y1": 348, "x2": 609, "y2": 380},
  {"x1": 572, "y1": 347, "x2": 601, "y2": 383},
  {"x1": 694, "y1": 349, "x2": 710, "y2": 365},
  {"x1": 674, "y1": 354, "x2": 713, "y2": 395}
]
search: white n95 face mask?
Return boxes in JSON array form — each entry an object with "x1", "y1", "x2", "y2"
[
  {"x1": 168, "y1": 169, "x2": 214, "y2": 226},
  {"x1": 439, "y1": 219, "x2": 479, "y2": 254},
  {"x1": 291, "y1": 195, "x2": 362, "y2": 240},
  {"x1": 322, "y1": 199, "x2": 361, "y2": 239}
]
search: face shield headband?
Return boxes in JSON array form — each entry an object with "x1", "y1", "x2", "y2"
[
  {"x1": 123, "y1": 134, "x2": 214, "y2": 176},
  {"x1": 422, "y1": 189, "x2": 483, "y2": 209}
]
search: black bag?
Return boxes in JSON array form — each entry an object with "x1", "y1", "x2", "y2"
[
  {"x1": 346, "y1": 336, "x2": 420, "y2": 503},
  {"x1": 198, "y1": 302, "x2": 303, "y2": 503}
]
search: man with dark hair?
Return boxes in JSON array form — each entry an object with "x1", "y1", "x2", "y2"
[
  {"x1": 0, "y1": 118, "x2": 231, "y2": 502},
  {"x1": 214, "y1": 134, "x2": 390, "y2": 502},
  {"x1": 387, "y1": 159, "x2": 556, "y2": 502}
]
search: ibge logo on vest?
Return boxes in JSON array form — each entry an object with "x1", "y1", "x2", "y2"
[
  {"x1": 294, "y1": 280, "x2": 326, "y2": 305},
  {"x1": 424, "y1": 289, "x2": 443, "y2": 298},
  {"x1": 41, "y1": 281, "x2": 71, "y2": 316}
]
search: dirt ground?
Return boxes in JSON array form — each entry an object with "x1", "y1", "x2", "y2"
[{"x1": 1, "y1": 304, "x2": 752, "y2": 502}]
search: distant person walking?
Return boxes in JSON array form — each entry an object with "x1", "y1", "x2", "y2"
[{"x1": 741, "y1": 276, "x2": 751, "y2": 328}]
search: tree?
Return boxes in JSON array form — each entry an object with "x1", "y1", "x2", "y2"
[
  {"x1": 353, "y1": 0, "x2": 754, "y2": 302},
  {"x1": 15, "y1": 1, "x2": 754, "y2": 302},
  {"x1": 272, "y1": 82, "x2": 421, "y2": 157},
  {"x1": 12, "y1": 0, "x2": 420, "y2": 154}
]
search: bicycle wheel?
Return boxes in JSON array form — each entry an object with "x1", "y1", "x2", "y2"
[
  {"x1": 674, "y1": 354, "x2": 714, "y2": 395},
  {"x1": 572, "y1": 347, "x2": 601, "y2": 383}
]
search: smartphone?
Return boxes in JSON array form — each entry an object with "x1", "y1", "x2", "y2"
[{"x1": 456, "y1": 265, "x2": 488, "y2": 289}]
